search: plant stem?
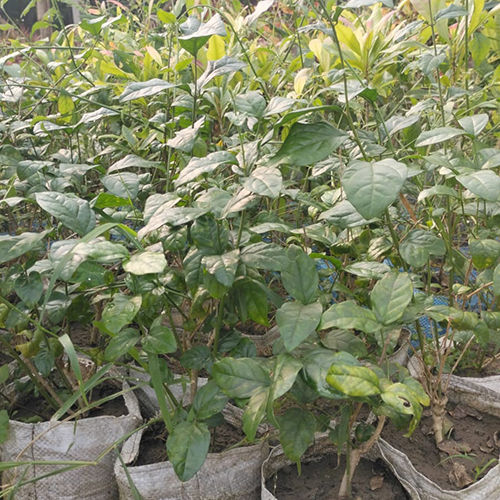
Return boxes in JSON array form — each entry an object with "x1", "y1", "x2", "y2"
[
  {"x1": 212, "y1": 295, "x2": 226, "y2": 356},
  {"x1": 427, "y1": 0, "x2": 446, "y2": 127},
  {"x1": 338, "y1": 415, "x2": 387, "y2": 499}
]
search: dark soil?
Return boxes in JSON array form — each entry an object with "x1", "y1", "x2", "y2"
[
  {"x1": 265, "y1": 455, "x2": 409, "y2": 499},
  {"x1": 69, "y1": 323, "x2": 95, "y2": 348},
  {"x1": 88, "y1": 383, "x2": 127, "y2": 418},
  {"x1": 136, "y1": 420, "x2": 247, "y2": 466},
  {"x1": 9, "y1": 382, "x2": 127, "y2": 421},
  {"x1": 382, "y1": 402, "x2": 500, "y2": 490}
]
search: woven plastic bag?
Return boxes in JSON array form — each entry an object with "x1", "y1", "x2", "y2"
[
  {"x1": 115, "y1": 414, "x2": 269, "y2": 500},
  {"x1": 383, "y1": 357, "x2": 500, "y2": 499},
  {"x1": 1, "y1": 380, "x2": 141, "y2": 499},
  {"x1": 377, "y1": 438, "x2": 500, "y2": 500}
]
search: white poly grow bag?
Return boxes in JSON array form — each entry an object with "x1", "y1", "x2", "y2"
[
  {"x1": 115, "y1": 412, "x2": 269, "y2": 500},
  {"x1": 377, "y1": 438, "x2": 500, "y2": 500},
  {"x1": 118, "y1": 368, "x2": 269, "y2": 499},
  {"x1": 260, "y1": 431, "x2": 339, "y2": 500},
  {"x1": 1, "y1": 380, "x2": 142, "y2": 500},
  {"x1": 382, "y1": 356, "x2": 500, "y2": 498}
]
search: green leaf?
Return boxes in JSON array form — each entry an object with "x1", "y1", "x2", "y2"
[
  {"x1": 240, "y1": 242, "x2": 287, "y2": 271},
  {"x1": 272, "y1": 122, "x2": 348, "y2": 167},
  {"x1": 157, "y1": 9, "x2": 176, "y2": 24},
  {"x1": 79, "y1": 107, "x2": 119, "y2": 125},
  {"x1": 342, "y1": 159, "x2": 408, "y2": 219},
  {"x1": 302, "y1": 348, "x2": 341, "y2": 398},
  {"x1": 105, "y1": 328, "x2": 140, "y2": 361},
  {"x1": 326, "y1": 363, "x2": 381, "y2": 397},
  {"x1": 271, "y1": 353, "x2": 303, "y2": 399},
  {"x1": 167, "y1": 421, "x2": 210, "y2": 481},
  {"x1": 321, "y1": 330, "x2": 367, "y2": 357},
  {"x1": 470, "y1": 32, "x2": 490, "y2": 66},
  {"x1": 196, "y1": 56, "x2": 246, "y2": 88},
  {"x1": 281, "y1": 247, "x2": 318, "y2": 304},
  {"x1": 458, "y1": 114, "x2": 488, "y2": 136},
  {"x1": 118, "y1": 79, "x2": 176, "y2": 102},
  {"x1": 221, "y1": 187, "x2": 257, "y2": 217},
  {"x1": 101, "y1": 294, "x2": 142, "y2": 334},
  {"x1": 383, "y1": 115, "x2": 420, "y2": 137},
  {"x1": 417, "y1": 185, "x2": 458, "y2": 202},
  {"x1": 415, "y1": 127, "x2": 464, "y2": 147},
  {"x1": 434, "y1": 4, "x2": 467, "y2": 20},
  {"x1": 493, "y1": 264, "x2": 500, "y2": 297},
  {"x1": 371, "y1": 273, "x2": 413, "y2": 325},
  {"x1": 180, "y1": 345, "x2": 212, "y2": 371},
  {"x1": 381, "y1": 382, "x2": 423, "y2": 434},
  {"x1": 242, "y1": 387, "x2": 268, "y2": 441},
  {"x1": 175, "y1": 151, "x2": 236, "y2": 186},
  {"x1": 235, "y1": 91, "x2": 266, "y2": 118},
  {"x1": 246, "y1": 0, "x2": 275, "y2": 24},
  {"x1": 400, "y1": 230, "x2": 446, "y2": 267},
  {"x1": 0, "y1": 231, "x2": 49, "y2": 265},
  {"x1": 243, "y1": 167, "x2": 282, "y2": 198},
  {"x1": 167, "y1": 117, "x2": 204, "y2": 152},
  {"x1": 344, "y1": 262, "x2": 391, "y2": 279},
  {"x1": 102, "y1": 172, "x2": 140, "y2": 199},
  {"x1": 179, "y1": 14, "x2": 226, "y2": 56},
  {"x1": 275, "y1": 105, "x2": 342, "y2": 127},
  {"x1": 14, "y1": 272, "x2": 43, "y2": 307},
  {"x1": 142, "y1": 316, "x2": 177, "y2": 354},
  {"x1": 276, "y1": 300, "x2": 322, "y2": 351},
  {"x1": 212, "y1": 357, "x2": 270, "y2": 398},
  {"x1": 233, "y1": 278, "x2": 270, "y2": 326},
  {"x1": 456, "y1": 170, "x2": 500, "y2": 202},
  {"x1": 470, "y1": 239, "x2": 500, "y2": 270},
  {"x1": 93, "y1": 193, "x2": 132, "y2": 208},
  {"x1": 191, "y1": 380, "x2": 228, "y2": 421},
  {"x1": 140, "y1": 206, "x2": 207, "y2": 238},
  {"x1": 278, "y1": 408, "x2": 316, "y2": 466},
  {"x1": 319, "y1": 200, "x2": 371, "y2": 229},
  {"x1": 320, "y1": 301, "x2": 379, "y2": 333},
  {"x1": 108, "y1": 154, "x2": 160, "y2": 173},
  {"x1": 202, "y1": 250, "x2": 240, "y2": 287},
  {"x1": 124, "y1": 252, "x2": 167, "y2": 275},
  {"x1": 35, "y1": 192, "x2": 95, "y2": 236}
]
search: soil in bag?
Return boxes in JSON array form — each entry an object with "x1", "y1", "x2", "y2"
[
  {"x1": 382, "y1": 401, "x2": 500, "y2": 490},
  {"x1": 265, "y1": 454, "x2": 409, "y2": 499},
  {"x1": 8, "y1": 382, "x2": 127, "y2": 421},
  {"x1": 136, "y1": 419, "x2": 248, "y2": 466}
]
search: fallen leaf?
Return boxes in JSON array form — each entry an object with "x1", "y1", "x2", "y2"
[
  {"x1": 449, "y1": 406, "x2": 468, "y2": 419},
  {"x1": 494, "y1": 431, "x2": 500, "y2": 448},
  {"x1": 448, "y1": 462, "x2": 473, "y2": 488},
  {"x1": 369, "y1": 475, "x2": 384, "y2": 491},
  {"x1": 438, "y1": 440, "x2": 472, "y2": 455}
]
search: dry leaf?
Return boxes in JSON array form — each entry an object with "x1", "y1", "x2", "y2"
[
  {"x1": 494, "y1": 431, "x2": 500, "y2": 448},
  {"x1": 369, "y1": 475, "x2": 384, "y2": 491},
  {"x1": 480, "y1": 444, "x2": 494, "y2": 453},
  {"x1": 437, "y1": 440, "x2": 472, "y2": 455},
  {"x1": 448, "y1": 462, "x2": 473, "y2": 488}
]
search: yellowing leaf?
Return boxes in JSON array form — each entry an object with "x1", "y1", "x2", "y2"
[
  {"x1": 207, "y1": 35, "x2": 225, "y2": 61},
  {"x1": 309, "y1": 38, "x2": 330, "y2": 72},
  {"x1": 146, "y1": 45, "x2": 162, "y2": 66},
  {"x1": 99, "y1": 60, "x2": 133, "y2": 79},
  {"x1": 293, "y1": 68, "x2": 311, "y2": 96},
  {"x1": 57, "y1": 94, "x2": 74, "y2": 117}
]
